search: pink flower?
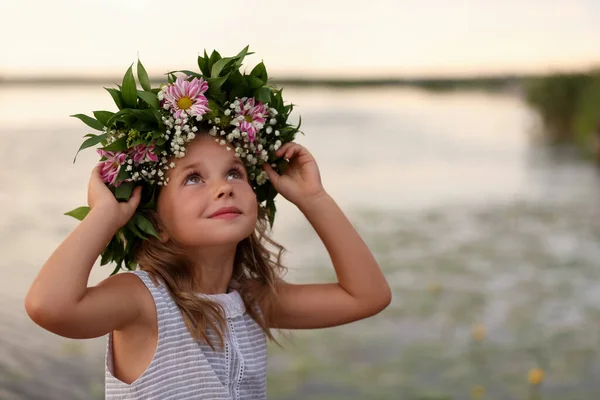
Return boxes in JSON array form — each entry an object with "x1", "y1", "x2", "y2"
[
  {"x1": 129, "y1": 144, "x2": 159, "y2": 164},
  {"x1": 162, "y1": 75, "x2": 210, "y2": 119},
  {"x1": 97, "y1": 149, "x2": 127, "y2": 186},
  {"x1": 236, "y1": 97, "x2": 267, "y2": 142}
]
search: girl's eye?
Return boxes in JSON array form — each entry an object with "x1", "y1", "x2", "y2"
[
  {"x1": 226, "y1": 168, "x2": 244, "y2": 180},
  {"x1": 184, "y1": 173, "x2": 203, "y2": 186}
]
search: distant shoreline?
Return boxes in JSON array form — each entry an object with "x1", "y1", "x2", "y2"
[{"x1": 0, "y1": 75, "x2": 531, "y2": 91}]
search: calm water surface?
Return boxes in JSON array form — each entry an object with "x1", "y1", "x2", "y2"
[{"x1": 1, "y1": 86, "x2": 599, "y2": 399}]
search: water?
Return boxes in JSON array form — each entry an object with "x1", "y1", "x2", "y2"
[{"x1": 1, "y1": 85, "x2": 600, "y2": 399}]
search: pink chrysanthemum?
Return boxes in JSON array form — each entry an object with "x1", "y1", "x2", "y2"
[
  {"x1": 235, "y1": 97, "x2": 267, "y2": 142},
  {"x1": 97, "y1": 149, "x2": 127, "y2": 186},
  {"x1": 129, "y1": 144, "x2": 159, "y2": 164},
  {"x1": 162, "y1": 75, "x2": 210, "y2": 119}
]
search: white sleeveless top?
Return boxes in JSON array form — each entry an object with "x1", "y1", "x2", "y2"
[{"x1": 105, "y1": 270, "x2": 267, "y2": 399}]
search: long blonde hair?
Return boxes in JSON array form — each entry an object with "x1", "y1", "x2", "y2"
[{"x1": 133, "y1": 205, "x2": 286, "y2": 350}]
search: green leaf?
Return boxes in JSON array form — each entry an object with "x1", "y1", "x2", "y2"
[
  {"x1": 73, "y1": 133, "x2": 107, "y2": 162},
  {"x1": 137, "y1": 59, "x2": 151, "y2": 91},
  {"x1": 247, "y1": 75, "x2": 265, "y2": 89},
  {"x1": 71, "y1": 114, "x2": 105, "y2": 131},
  {"x1": 208, "y1": 50, "x2": 222, "y2": 71},
  {"x1": 115, "y1": 181, "x2": 133, "y2": 200},
  {"x1": 104, "y1": 87, "x2": 124, "y2": 109},
  {"x1": 198, "y1": 53, "x2": 209, "y2": 76},
  {"x1": 255, "y1": 87, "x2": 272, "y2": 104},
  {"x1": 137, "y1": 90, "x2": 159, "y2": 110},
  {"x1": 101, "y1": 136, "x2": 127, "y2": 152},
  {"x1": 64, "y1": 206, "x2": 91, "y2": 221},
  {"x1": 122, "y1": 64, "x2": 138, "y2": 107},
  {"x1": 134, "y1": 213, "x2": 160, "y2": 239},
  {"x1": 211, "y1": 57, "x2": 232, "y2": 78},
  {"x1": 206, "y1": 75, "x2": 229, "y2": 95},
  {"x1": 232, "y1": 46, "x2": 252, "y2": 69},
  {"x1": 100, "y1": 239, "x2": 115, "y2": 266},
  {"x1": 93, "y1": 111, "x2": 115, "y2": 126},
  {"x1": 130, "y1": 109, "x2": 157, "y2": 122},
  {"x1": 171, "y1": 70, "x2": 203, "y2": 79},
  {"x1": 126, "y1": 219, "x2": 148, "y2": 240},
  {"x1": 251, "y1": 62, "x2": 268, "y2": 81},
  {"x1": 266, "y1": 197, "x2": 276, "y2": 228}
]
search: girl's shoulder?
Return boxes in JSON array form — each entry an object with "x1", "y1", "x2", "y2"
[{"x1": 98, "y1": 270, "x2": 158, "y2": 330}]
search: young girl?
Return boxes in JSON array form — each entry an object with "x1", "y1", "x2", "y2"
[{"x1": 24, "y1": 49, "x2": 391, "y2": 400}]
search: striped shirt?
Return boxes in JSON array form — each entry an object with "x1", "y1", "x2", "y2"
[{"x1": 105, "y1": 270, "x2": 267, "y2": 399}]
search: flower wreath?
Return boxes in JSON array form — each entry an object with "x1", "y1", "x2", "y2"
[{"x1": 66, "y1": 47, "x2": 301, "y2": 275}]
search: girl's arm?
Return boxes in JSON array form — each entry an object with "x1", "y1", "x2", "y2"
[
  {"x1": 25, "y1": 168, "x2": 147, "y2": 339},
  {"x1": 262, "y1": 144, "x2": 392, "y2": 329}
]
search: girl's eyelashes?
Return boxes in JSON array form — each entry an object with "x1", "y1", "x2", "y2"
[
  {"x1": 227, "y1": 165, "x2": 245, "y2": 180},
  {"x1": 183, "y1": 166, "x2": 246, "y2": 186},
  {"x1": 183, "y1": 169, "x2": 203, "y2": 186}
]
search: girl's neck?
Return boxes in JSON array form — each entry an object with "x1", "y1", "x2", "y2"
[{"x1": 186, "y1": 245, "x2": 236, "y2": 295}]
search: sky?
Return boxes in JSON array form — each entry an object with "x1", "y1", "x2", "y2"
[{"x1": 0, "y1": 0, "x2": 599, "y2": 78}]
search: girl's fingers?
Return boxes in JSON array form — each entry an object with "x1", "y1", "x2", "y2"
[
  {"x1": 277, "y1": 143, "x2": 303, "y2": 161},
  {"x1": 276, "y1": 143, "x2": 298, "y2": 158},
  {"x1": 262, "y1": 163, "x2": 280, "y2": 186},
  {"x1": 128, "y1": 186, "x2": 142, "y2": 206}
]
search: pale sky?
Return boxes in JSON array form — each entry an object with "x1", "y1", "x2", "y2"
[{"x1": 1, "y1": 0, "x2": 599, "y2": 78}]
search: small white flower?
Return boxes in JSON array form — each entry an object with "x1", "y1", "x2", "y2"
[
  {"x1": 215, "y1": 118, "x2": 221, "y2": 124},
  {"x1": 226, "y1": 146, "x2": 232, "y2": 151},
  {"x1": 220, "y1": 140, "x2": 226, "y2": 145},
  {"x1": 191, "y1": 126, "x2": 198, "y2": 132},
  {"x1": 224, "y1": 109, "x2": 231, "y2": 116},
  {"x1": 163, "y1": 103, "x2": 170, "y2": 110},
  {"x1": 195, "y1": 115, "x2": 203, "y2": 121},
  {"x1": 126, "y1": 165, "x2": 132, "y2": 171},
  {"x1": 175, "y1": 118, "x2": 182, "y2": 125},
  {"x1": 127, "y1": 159, "x2": 133, "y2": 165},
  {"x1": 266, "y1": 127, "x2": 273, "y2": 134},
  {"x1": 270, "y1": 118, "x2": 277, "y2": 125},
  {"x1": 258, "y1": 144, "x2": 263, "y2": 151},
  {"x1": 170, "y1": 162, "x2": 176, "y2": 168},
  {"x1": 275, "y1": 130, "x2": 280, "y2": 136}
]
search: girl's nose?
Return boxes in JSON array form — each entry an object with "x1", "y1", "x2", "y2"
[{"x1": 216, "y1": 181, "x2": 234, "y2": 199}]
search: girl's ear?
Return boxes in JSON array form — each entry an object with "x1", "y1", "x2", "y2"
[{"x1": 158, "y1": 229, "x2": 170, "y2": 243}]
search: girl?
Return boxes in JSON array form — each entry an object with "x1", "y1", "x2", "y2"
[{"x1": 24, "y1": 51, "x2": 391, "y2": 400}]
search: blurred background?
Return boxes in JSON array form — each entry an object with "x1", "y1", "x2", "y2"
[{"x1": 1, "y1": 0, "x2": 600, "y2": 399}]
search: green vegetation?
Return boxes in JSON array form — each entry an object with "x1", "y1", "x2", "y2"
[{"x1": 524, "y1": 70, "x2": 600, "y2": 159}]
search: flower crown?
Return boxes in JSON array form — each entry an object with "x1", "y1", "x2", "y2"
[{"x1": 66, "y1": 47, "x2": 301, "y2": 274}]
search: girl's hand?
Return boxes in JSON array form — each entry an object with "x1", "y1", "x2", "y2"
[
  {"x1": 263, "y1": 143, "x2": 326, "y2": 208},
  {"x1": 87, "y1": 166, "x2": 142, "y2": 229}
]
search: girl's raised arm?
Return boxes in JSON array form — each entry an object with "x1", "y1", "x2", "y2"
[
  {"x1": 262, "y1": 144, "x2": 392, "y2": 329},
  {"x1": 25, "y1": 167, "x2": 148, "y2": 339}
]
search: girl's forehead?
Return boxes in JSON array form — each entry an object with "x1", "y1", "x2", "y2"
[{"x1": 174, "y1": 135, "x2": 238, "y2": 168}]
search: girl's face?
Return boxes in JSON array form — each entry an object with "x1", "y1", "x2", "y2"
[{"x1": 156, "y1": 134, "x2": 258, "y2": 248}]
